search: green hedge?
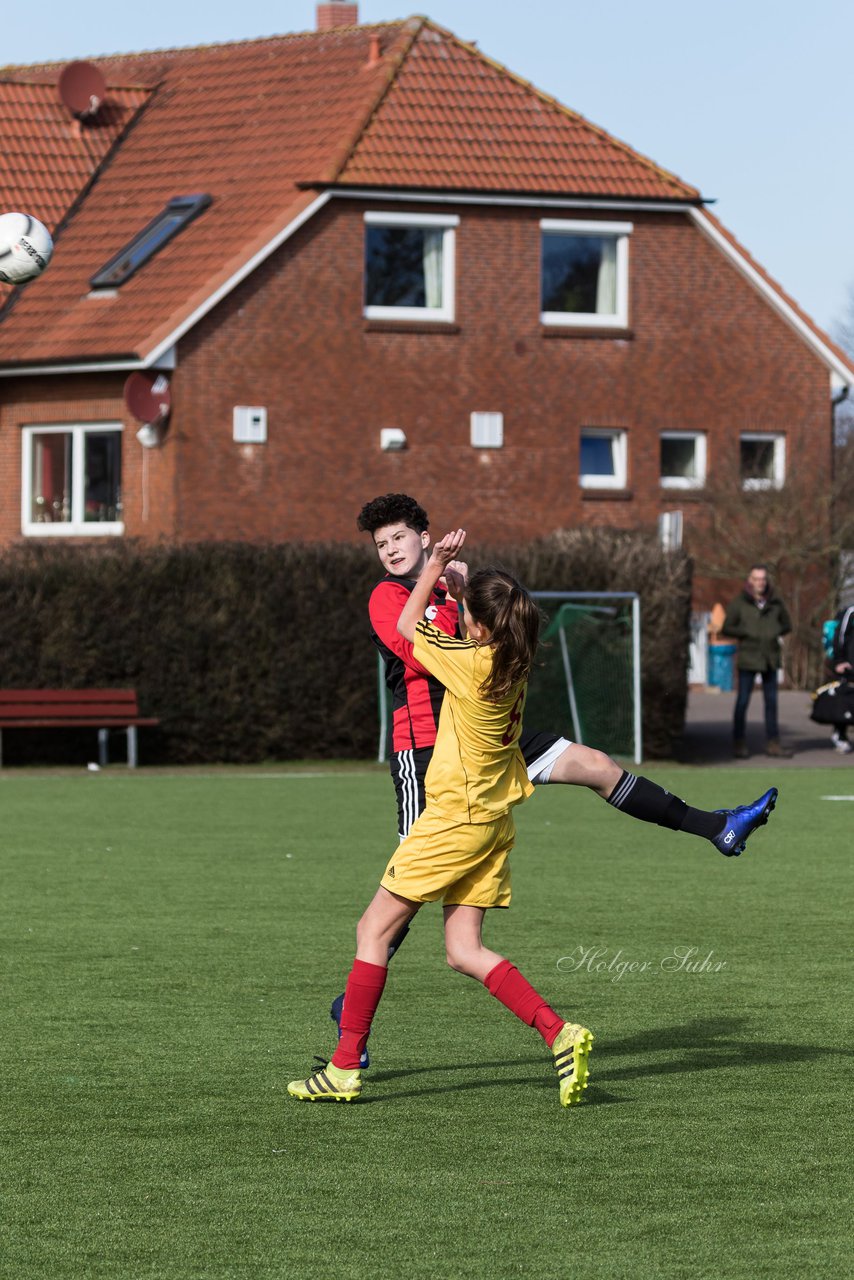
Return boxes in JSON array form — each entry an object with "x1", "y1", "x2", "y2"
[{"x1": 0, "y1": 534, "x2": 691, "y2": 764}]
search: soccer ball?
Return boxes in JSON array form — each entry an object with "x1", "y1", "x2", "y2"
[{"x1": 0, "y1": 212, "x2": 53, "y2": 285}]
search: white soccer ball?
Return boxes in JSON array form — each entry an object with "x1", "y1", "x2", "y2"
[{"x1": 0, "y1": 212, "x2": 53, "y2": 285}]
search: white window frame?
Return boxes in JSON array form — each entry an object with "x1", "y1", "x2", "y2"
[
  {"x1": 740, "y1": 432, "x2": 786, "y2": 491},
  {"x1": 660, "y1": 430, "x2": 707, "y2": 490},
  {"x1": 579, "y1": 427, "x2": 628, "y2": 489},
  {"x1": 363, "y1": 211, "x2": 458, "y2": 322},
  {"x1": 22, "y1": 423, "x2": 125, "y2": 537},
  {"x1": 540, "y1": 219, "x2": 631, "y2": 329}
]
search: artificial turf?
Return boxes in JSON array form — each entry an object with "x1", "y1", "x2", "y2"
[{"x1": 1, "y1": 766, "x2": 851, "y2": 1279}]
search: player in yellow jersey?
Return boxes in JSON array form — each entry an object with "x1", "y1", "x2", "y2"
[{"x1": 288, "y1": 529, "x2": 593, "y2": 1108}]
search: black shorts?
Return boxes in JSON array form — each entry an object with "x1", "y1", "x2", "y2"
[
  {"x1": 390, "y1": 747, "x2": 433, "y2": 840},
  {"x1": 390, "y1": 729, "x2": 571, "y2": 839},
  {"x1": 519, "y1": 728, "x2": 571, "y2": 780}
]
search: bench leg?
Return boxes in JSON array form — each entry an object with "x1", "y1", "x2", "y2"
[
  {"x1": 127, "y1": 726, "x2": 138, "y2": 769},
  {"x1": 98, "y1": 728, "x2": 109, "y2": 768}
]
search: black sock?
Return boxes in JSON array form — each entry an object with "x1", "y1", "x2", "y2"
[
  {"x1": 607, "y1": 771, "x2": 725, "y2": 841},
  {"x1": 387, "y1": 921, "x2": 411, "y2": 960}
]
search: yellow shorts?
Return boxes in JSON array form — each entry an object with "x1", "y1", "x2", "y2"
[{"x1": 380, "y1": 809, "x2": 516, "y2": 908}]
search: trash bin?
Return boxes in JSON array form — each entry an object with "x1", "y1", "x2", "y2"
[{"x1": 708, "y1": 643, "x2": 736, "y2": 692}]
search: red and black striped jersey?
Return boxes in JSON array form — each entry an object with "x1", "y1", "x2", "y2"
[{"x1": 368, "y1": 575, "x2": 460, "y2": 752}]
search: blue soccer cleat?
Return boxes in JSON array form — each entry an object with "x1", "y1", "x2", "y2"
[
  {"x1": 330, "y1": 993, "x2": 370, "y2": 1069},
  {"x1": 712, "y1": 787, "x2": 778, "y2": 857}
]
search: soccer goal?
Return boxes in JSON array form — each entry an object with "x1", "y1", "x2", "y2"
[{"x1": 377, "y1": 591, "x2": 642, "y2": 765}]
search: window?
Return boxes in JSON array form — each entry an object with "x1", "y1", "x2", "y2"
[
  {"x1": 90, "y1": 194, "x2": 212, "y2": 288},
  {"x1": 540, "y1": 219, "x2": 631, "y2": 328},
  {"x1": 364, "y1": 212, "x2": 458, "y2": 321},
  {"x1": 740, "y1": 433, "x2": 785, "y2": 490},
  {"x1": 22, "y1": 424, "x2": 123, "y2": 536},
  {"x1": 660, "y1": 431, "x2": 706, "y2": 489},
  {"x1": 580, "y1": 428, "x2": 627, "y2": 489}
]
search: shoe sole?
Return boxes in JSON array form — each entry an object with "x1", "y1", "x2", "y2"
[
  {"x1": 288, "y1": 1090, "x2": 360, "y2": 1103},
  {"x1": 733, "y1": 790, "x2": 777, "y2": 854},
  {"x1": 555, "y1": 1028, "x2": 594, "y2": 1108}
]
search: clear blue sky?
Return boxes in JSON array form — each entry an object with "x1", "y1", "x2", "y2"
[{"x1": 6, "y1": 0, "x2": 852, "y2": 335}]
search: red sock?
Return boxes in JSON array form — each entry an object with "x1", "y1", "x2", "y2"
[
  {"x1": 331, "y1": 959, "x2": 388, "y2": 1069},
  {"x1": 483, "y1": 958, "x2": 564, "y2": 1047}
]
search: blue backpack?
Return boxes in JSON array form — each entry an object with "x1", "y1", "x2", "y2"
[
  {"x1": 823, "y1": 606, "x2": 854, "y2": 660},
  {"x1": 822, "y1": 619, "x2": 839, "y2": 658}
]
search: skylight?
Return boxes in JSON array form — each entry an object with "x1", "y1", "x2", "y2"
[{"x1": 90, "y1": 194, "x2": 212, "y2": 288}]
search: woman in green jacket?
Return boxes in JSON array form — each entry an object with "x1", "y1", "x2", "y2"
[{"x1": 723, "y1": 565, "x2": 792, "y2": 757}]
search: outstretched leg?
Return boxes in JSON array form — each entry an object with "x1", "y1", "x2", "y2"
[{"x1": 543, "y1": 742, "x2": 773, "y2": 856}]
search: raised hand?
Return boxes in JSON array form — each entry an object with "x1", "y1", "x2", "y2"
[
  {"x1": 429, "y1": 529, "x2": 466, "y2": 572},
  {"x1": 442, "y1": 560, "x2": 468, "y2": 602}
]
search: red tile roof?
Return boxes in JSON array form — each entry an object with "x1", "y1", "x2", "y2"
[
  {"x1": 0, "y1": 24, "x2": 410, "y2": 363},
  {"x1": 0, "y1": 17, "x2": 848, "y2": 381},
  {"x1": 336, "y1": 21, "x2": 699, "y2": 200},
  {"x1": 0, "y1": 79, "x2": 149, "y2": 228},
  {"x1": 0, "y1": 78, "x2": 149, "y2": 307}
]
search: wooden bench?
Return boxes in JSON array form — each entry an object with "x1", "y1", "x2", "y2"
[{"x1": 0, "y1": 690, "x2": 159, "y2": 768}]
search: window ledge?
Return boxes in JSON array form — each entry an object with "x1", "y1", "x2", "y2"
[
  {"x1": 22, "y1": 525, "x2": 125, "y2": 537},
  {"x1": 542, "y1": 327, "x2": 633, "y2": 340},
  {"x1": 580, "y1": 488, "x2": 634, "y2": 501},
  {"x1": 364, "y1": 321, "x2": 461, "y2": 335}
]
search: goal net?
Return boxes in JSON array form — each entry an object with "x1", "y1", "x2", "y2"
[{"x1": 526, "y1": 592, "x2": 641, "y2": 763}]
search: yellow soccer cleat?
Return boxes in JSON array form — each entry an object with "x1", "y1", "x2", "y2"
[
  {"x1": 552, "y1": 1022, "x2": 594, "y2": 1108},
  {"x1": 287, "y1": 1063, "x2": 362, "y2": 1103}
]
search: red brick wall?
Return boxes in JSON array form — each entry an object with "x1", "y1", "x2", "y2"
[
  {"x1": 0, "y1": 201, "x2": 832, "y2": 569},
  {"x1": 170, "y1": 201, "x2": 831, "y2": 555}
]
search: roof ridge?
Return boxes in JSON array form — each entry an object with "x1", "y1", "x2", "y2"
[
  {"x1": 0, "y1": 20, "x2": 410, "y2": 77},
  {"x1": 416, "y1": 17, "x2": 701, "y2": 202},
  {"x1": 318, "y1": 18, "x2": 426, "y2": 186}
]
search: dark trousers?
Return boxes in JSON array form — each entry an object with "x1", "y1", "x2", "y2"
[{"x1": 733, "y1": 668, "x2": 779, "y2": 741}]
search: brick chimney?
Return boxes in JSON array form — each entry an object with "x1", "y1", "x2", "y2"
[{"x1": 316, "y1": 2, "x2": 359, "y2": 30}]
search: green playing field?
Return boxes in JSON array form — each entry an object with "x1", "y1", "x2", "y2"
[{"x1": 2, "y1": 766, "x2": 850, "y2": 1279}]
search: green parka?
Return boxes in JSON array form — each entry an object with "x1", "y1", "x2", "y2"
[{"x1": 722, "y1": 590, "x2": 792, "y2": 672}]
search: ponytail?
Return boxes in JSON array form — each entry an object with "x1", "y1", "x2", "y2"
[{"x1": 464, "y1": 569, "x2": 541, "y2": 701}]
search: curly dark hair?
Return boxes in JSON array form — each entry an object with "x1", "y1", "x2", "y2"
[{"x1": 356, "y1": 494, "x2": 429, "y2": 535}]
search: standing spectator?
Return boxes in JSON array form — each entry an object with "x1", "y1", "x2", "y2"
[
  {"x1": 827, "y1": 605, "x2": 854, "y2": 753},
  {"x1": 723, "y1": 565, "x2": 793, "y2": 758}
]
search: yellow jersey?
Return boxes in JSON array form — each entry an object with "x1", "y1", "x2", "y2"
[{"x1": 412, "y1": 619, "x2": 534, "y2": 824}]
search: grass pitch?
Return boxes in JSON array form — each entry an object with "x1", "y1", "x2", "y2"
[{"x1": 1, "y1": 766, "x2": 851, "y2": 1279}]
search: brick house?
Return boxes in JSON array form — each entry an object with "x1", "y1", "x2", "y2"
[{"x1": 1, "y1": 3, "x2": 852, "y2": 602}]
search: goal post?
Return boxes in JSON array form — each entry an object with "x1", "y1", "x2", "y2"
[
  {"x1": 529, "y1": 592, "x2": 642, "y2": 765},
  {"x1": 377, "y1": 591, "x2": 642, "y2": 765}
]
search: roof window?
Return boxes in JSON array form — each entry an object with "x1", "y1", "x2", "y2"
[{"x1": 90, "y1": 194, "x2": 212, "y2": 288}]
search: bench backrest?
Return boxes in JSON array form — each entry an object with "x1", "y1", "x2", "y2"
[{"x1": 0, "y1": 690, "x2": 142, "y2": 721}]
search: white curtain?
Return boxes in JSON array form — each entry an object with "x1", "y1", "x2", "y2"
[
  {"x1": 595, "y1": 237, "x2": 617, "y2": 314},
  {"x1": 422, "y1": 230, "x2": 443, "y2": 308}
]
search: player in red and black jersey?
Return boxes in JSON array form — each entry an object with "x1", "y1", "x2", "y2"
[
  {"x1": 366, "y1": 501, "x2": 569, "y2": 841},
  {"x1": 324, "y1": 494, "x2": 777, "y2": 1067}
]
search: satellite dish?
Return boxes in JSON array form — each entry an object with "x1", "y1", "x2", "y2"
[
  {"x1": 58, "y1": 61, "x2": 107, "y2": 120},
  {"x1": 124, "y1": 371, "x2": 171, "y2": 446}
]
